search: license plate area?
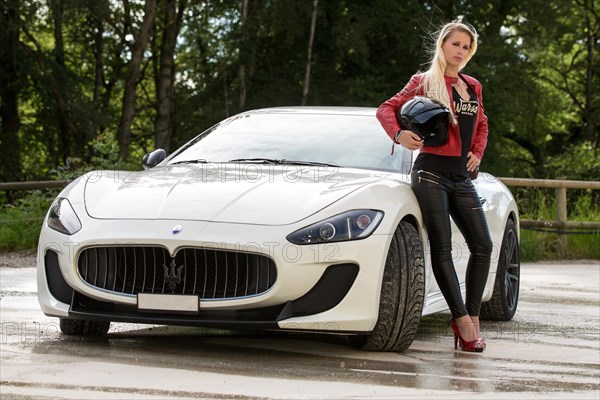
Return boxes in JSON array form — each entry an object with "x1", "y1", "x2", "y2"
[{"x1": 138, "y1": 293, "x2": 199, "y2": 314}]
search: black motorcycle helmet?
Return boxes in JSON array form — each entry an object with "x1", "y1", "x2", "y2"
[{"x1": 397, "y1": 96, "x2": 450, "y2": 146}]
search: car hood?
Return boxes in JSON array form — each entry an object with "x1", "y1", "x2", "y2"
[{"x1": 83, "y1": 165, "x2": 388, "y2": 225}]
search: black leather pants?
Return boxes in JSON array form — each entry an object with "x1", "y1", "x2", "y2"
[{"x1": 411, "y1": 170, "x2": 493, "y2": 318}]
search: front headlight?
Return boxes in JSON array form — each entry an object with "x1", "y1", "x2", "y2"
[
  {"x1": 47, "y1": 197, "x2": 82, "y2": 235},
  {"x1": 287, "y1": 209, "x2": 384, "y2": 245}
]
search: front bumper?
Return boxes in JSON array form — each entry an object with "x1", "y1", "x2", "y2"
[{"x1": 37, "y1": 217, "x2": 392, "y2": 333}]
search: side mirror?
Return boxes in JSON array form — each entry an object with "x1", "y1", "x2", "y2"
[{"x1": 142, "y1": 149, "x2": 166, "y2": 170}]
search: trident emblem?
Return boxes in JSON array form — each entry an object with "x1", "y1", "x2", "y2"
[{"x1": 163, "y1": 260, "x2": 183, "y2": 290}]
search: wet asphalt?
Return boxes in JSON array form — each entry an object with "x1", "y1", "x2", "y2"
[{"x1": 1, "y1": 261, "x2": 598, "y2": 399}]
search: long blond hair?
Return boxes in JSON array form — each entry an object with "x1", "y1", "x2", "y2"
[{"x1": 421, "y1": 22, "x2": 478, "y2": 124}]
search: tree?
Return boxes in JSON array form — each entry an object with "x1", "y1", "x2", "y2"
[
  {"x1": 0, "y1": 0, "x2": 22, "y2": 185},
  {"x1": 117, "y1": 0, "x2": 157, "y2": 159},
  {"x1": 512, "y1": 0, "x2": 599, "y2": 152},
  {"x1": 154, "y1": 0, "x2": 187, "y2": 152},
  {"x1": 238, "y1": 0, "x2": 249, "y2": 111},
  {"x1": 301, "y1": 0, "x2": 318, "y2": 105},
  {"x1": 2, "y1": 0, "x2": 596, "y2": 187},
  {"x1": 20, "y1": 11, "x2": 81, "y2": 162}
]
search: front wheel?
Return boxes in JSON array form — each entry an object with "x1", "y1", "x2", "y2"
[
  {"x1": 480, "y1": 218, "x2": 520, "y2": 320},
  {"x1": 352, "y1": 221, "x2": 425, "y2": 352}
]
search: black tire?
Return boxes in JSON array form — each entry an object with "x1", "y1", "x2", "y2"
[
  {"x1": 480, "y1": 218, "x2": 520, "y2": 321},
  {"x1": 59, "y1": 318, "x2": 111, "y2": 336},
  {"x1": 352, "y1": 221, "x2": 425, "y2": 352}
]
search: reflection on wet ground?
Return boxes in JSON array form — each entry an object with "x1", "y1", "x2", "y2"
[
  {"x1": 2, "y1": 262, "x2": 599, "y2": 398},
  {"x1": 14, "y1": 315, "x2": 597, "y2": 395}
]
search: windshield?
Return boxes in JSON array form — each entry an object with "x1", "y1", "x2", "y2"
[{"x1": 167, "y1": 110, "x2": 414, "y2": 173}]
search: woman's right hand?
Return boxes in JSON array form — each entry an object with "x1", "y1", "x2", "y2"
[{"x1": 397, "y1": 130, "x2": 424, "y2": 151}]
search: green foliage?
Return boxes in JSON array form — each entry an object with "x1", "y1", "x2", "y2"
[
  {"x1": 545, "y1": 142, "x2": 600, "y2": 182},
  {"x1": 1, "y1": 0, "x2": 598, "y2": 259},
  {"x1": 3, "y1": 0, "x2": 597, "y2": 182},
  {"x1": 520, "y1": 229, "x2": 600, "y2": 261},
  {"x1": 0, "y1": 190, "x2": 56, "y2": 252},
  {"x1": 516, "y1": 189, "x2": 600, "y2": 260},
  {"x1": 44, "y1": 133, "x2": 140, "y2": 182},
  {"x1": 0, "y1": 134, "x2": 140, "y2": 252}
]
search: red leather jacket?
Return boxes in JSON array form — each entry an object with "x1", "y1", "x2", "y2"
[{"x1": 376, "y1": 73, "x2": 488, "y2": 161}]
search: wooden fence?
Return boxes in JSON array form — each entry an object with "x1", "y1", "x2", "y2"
[
  {"x1": 0, "y1": 180, "x2": 70, "y2": 190},
  {"x1": 2, "y1": 177, "x2": 599, "y2": 253},
  {"x1": 498, "y1": 177, "x2": 600, "y2": 253}
]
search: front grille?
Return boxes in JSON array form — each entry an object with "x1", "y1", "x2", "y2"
[{"x1": 77, "y1": 246, "x2": 277, "y2": 299}]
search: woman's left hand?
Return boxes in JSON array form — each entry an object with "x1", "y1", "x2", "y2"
[{"x1": 467, "y1": 152, "x2": 480, "y2": 172}]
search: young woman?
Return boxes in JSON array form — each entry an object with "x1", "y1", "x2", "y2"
[{"x1": 376, "y1": 22, "x2": 492, "y2": 352}]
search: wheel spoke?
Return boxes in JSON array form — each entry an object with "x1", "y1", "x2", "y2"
[
  {"x1": 506, "y1": 274, "x2": 519, "y2": 309},
  {"x1": 508, "y1": 262, "x2": 520, "y2": 270},
  {"x1": 506, "y1": 238, "x2": 515, "y2": 261},
  {"x1": 505, "y1": 278, "x2": 515, "y2": 308},
  {"x1": 506, "y1": 266, "x2": 519, "y2": 309}
]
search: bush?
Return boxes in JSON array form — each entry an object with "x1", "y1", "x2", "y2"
[
  {"x1": 518, "y1": 190, "x2": 600, "y2": 260},
  {"x1": 0, "y1": 191, "x2": 56, "y2": 252},
  {"x1": 1, "y1": 134, "x2": 138, "y2": 252}
]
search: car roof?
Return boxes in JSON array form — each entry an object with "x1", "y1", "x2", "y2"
[{"x1": 241, "y1": 106, "x2": 377, "y2": 117}]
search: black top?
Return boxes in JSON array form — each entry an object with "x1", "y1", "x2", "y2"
[{"x1": 412, "y1": 85, "x2": 479, "y2": 176}]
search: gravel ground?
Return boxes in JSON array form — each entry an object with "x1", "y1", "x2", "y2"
[
  {"x1": 0, "y1": 250, "x2": 37, "y2": 268},
  {"x1": 1, "y1": 261, "x2": 599, "y2": 399}
]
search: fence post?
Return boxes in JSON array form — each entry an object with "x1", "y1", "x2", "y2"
[{"x1": 556, "y1": 186, "x2": 568, "y2": 255}]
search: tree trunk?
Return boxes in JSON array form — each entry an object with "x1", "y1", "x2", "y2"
[
  {"x1": 92, "y1": 11, "x2": 104, "y2": 128},
  {"x1": 21, "y1": 24, "x2": 80, "y2": 165},
  {"x1": 117, "y1": 0, "x2": 157, "y2": 160},
  {"x1": 301, "y1": 0, "x2": 318, "y2": 106},
  {"x1": 52, "y1": 0, "x2": 65, "y2": 67},
  {"x1": 238, "y1": 0, "x2": 249, "y2": 111},
  {"x1": 50, "y1": 0, "x2": 78, "y2": 159},
  {"x1": 0, "y1": 0, "x2": 22, "y2": 187},
  {"x1": 582, "y1": 4, "x2": 596, "y2": 147},
  {"x1": 101, "y1": 0, "x2": 132, "y2": 114},
  {"x1": 223, "y1": 71, "x2": 229, "y2": 117},
  {"x1": 154, "y1": 0, "x2": 186, "y2": 152}
]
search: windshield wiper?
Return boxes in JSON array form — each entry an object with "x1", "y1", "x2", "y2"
[
  {"x1": 228, "y1": 158, "x2": 282, "y2": 164},
  {"x1": 282, "y1": 160, "x2": 338, "y2": 168},
  {"x1": 171, "y1": 159, "x2": 210, "y2": 165},
  {"x1": 228, "y1": 158, "x2": 337, "y2": 168}
]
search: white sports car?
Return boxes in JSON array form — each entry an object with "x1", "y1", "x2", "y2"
[{"x1": 37, "y1": 107, "x2": 520, "y2": 351}]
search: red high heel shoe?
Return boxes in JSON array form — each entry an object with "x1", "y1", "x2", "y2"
[{"x1": 450, "y1": 319, "x2": 486, "y2": 352}]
